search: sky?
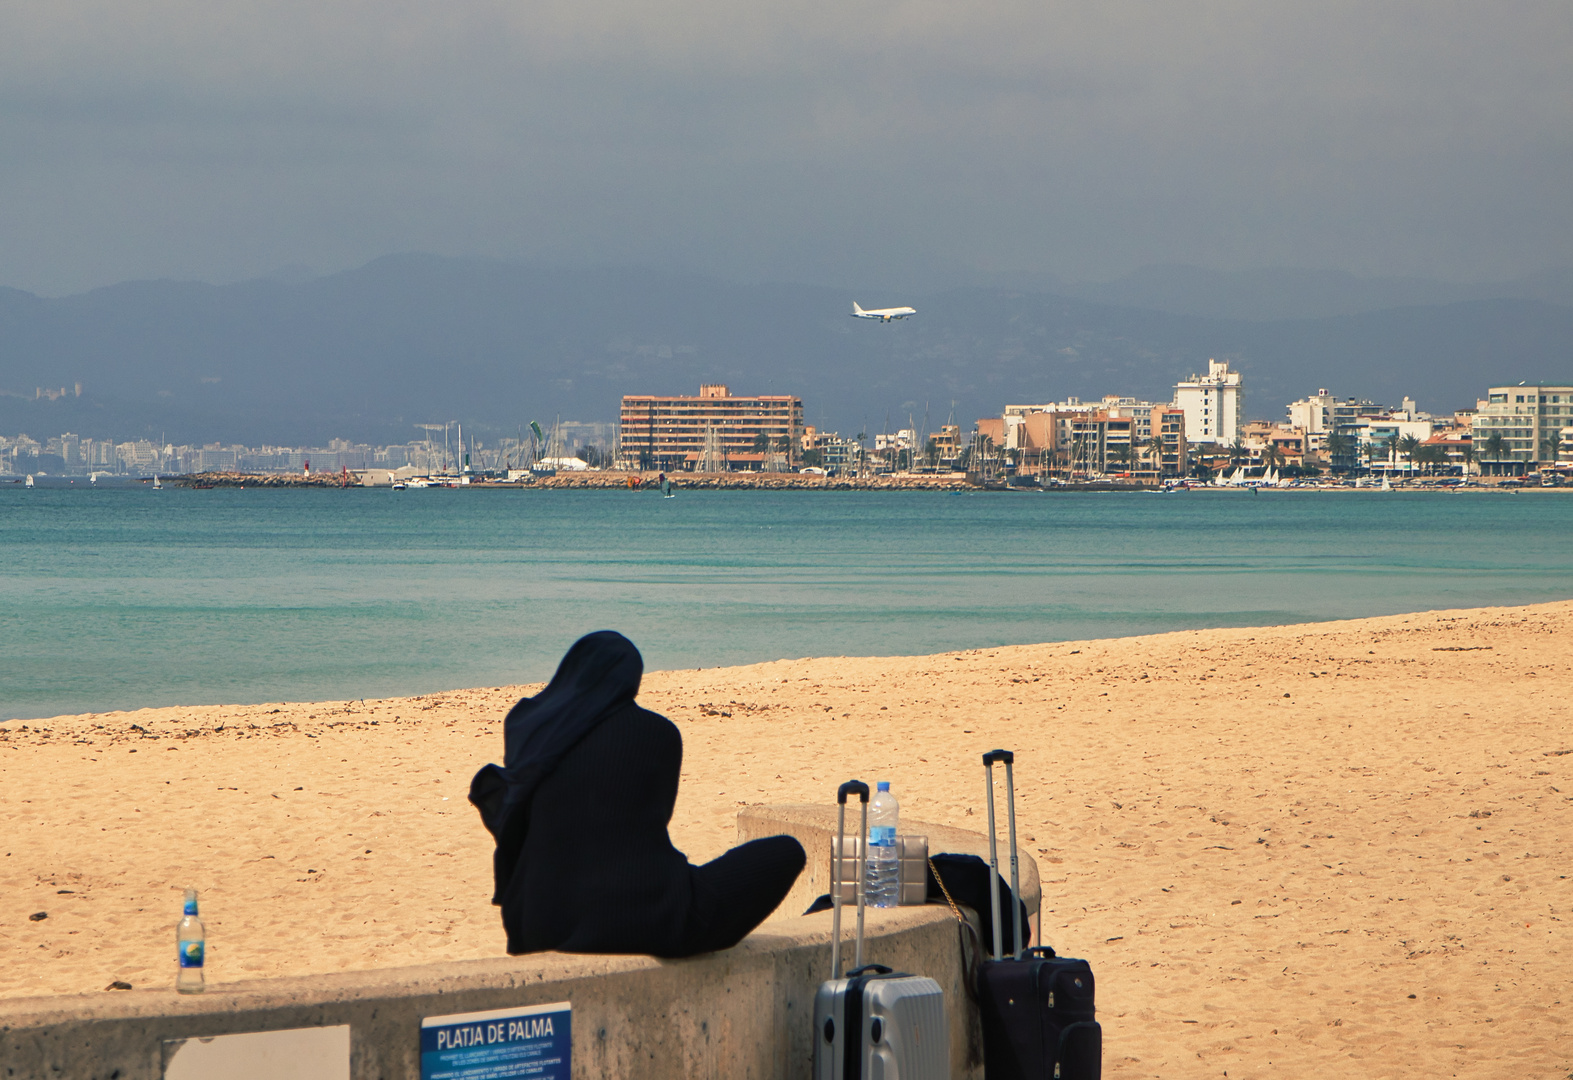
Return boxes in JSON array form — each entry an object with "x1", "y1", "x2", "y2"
[{"x1": 2, "y1": 1, "x2": 1570, "y2": 296}]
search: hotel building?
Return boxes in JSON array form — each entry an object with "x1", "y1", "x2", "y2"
[
  {"x1": 1173, "y1": 359, "x2": 1243, "y2": 446},
  {"x1": 1472, "y1": 382, "x2": 1573, "y2": 472},
  {"x1": 618, "y1": 384, "x2": 804, "y2": 471}
]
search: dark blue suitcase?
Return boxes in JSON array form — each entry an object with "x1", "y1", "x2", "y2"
[{"x1": 976, "y1": 750, "x2": 1102, "y2": 1080}]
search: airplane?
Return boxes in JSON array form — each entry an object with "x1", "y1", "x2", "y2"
[{"x1": 851, "y1": 301, "x2": 916, "y2": 323}]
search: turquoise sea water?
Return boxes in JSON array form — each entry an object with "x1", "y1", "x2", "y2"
[{"x1": 3, "y1": 484, "x2": 1572, "y2": 720}]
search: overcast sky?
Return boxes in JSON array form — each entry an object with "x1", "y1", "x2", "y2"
[{"x1": 2, "y1": 1, "x2": 1569, "y2": 296}]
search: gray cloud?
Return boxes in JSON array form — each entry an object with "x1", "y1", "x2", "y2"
[{"x1": 1, "y1": 0, "x2": 1569, "y2": 294}]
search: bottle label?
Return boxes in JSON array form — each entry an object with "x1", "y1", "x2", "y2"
[
  {"x1": 180, "y1": 941, "x2": 205, "y2": 968},
  {"x1": 868, "y1": 826, "x2": 896, "y2": 848}
]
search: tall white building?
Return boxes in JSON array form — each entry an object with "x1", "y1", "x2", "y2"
[{"x1": 1173, "y1": 359, "x2": 1243, "y2": 446}]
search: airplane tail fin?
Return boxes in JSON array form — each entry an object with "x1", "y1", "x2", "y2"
[{"x1": 852, "y1": 301, "x2": 865, "y2": 315}]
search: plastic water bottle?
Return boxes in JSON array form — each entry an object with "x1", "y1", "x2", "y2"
[
  {"x1": 866, "y1": 781, "x2": 900, "y2": 908},
  {"x1": 177, "y1": 888, "x2": 206, "y2": 994}
]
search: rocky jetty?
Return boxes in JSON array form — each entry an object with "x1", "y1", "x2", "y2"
[
  {"x1": 522, "y1": 471, "x2": 979, "y2": 491},
  {"x1": 165, "y1": 470, "x2": 1010, "y2": 491},
  {"x1": 168, "y1": 471, "x2": 352, "y2": 488}
]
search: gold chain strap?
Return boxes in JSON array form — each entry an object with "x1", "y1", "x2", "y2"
[{"x1": 928, "y1": 857, "x2": 965, "y2": 924}]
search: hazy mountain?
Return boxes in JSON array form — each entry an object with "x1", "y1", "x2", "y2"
[
  {"x1": 1045, "y1": 264, "x2": 1573, "y2": 321},
  {"x1": 2, "y1": 254, "x2": 1569, "y2": 447}
]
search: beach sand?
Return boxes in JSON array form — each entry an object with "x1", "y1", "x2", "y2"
[{"x1": 3, "y1": 601, "x2": 1570, "y2": 1077}]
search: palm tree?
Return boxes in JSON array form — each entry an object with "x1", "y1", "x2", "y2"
[
  {"x1": 1146, "y1": 434, "x2": 1166, "y2": 476},
  {"x1": 1413, "y1": 442, "x2": 1447, "y2": 475},
  {"x1": 1262, "y1": 444, "x2": 1286, "y2": 472},
  {"x1": 1480, "y1": 431, "x2": 1508, "y2": 475},
  {"x1": 1459, "y1": 441, "x2": 1474, "y2": 476},
  {"x1": 1110, "y1": 443, "x2": 1135, "y2": 473},
  {"x1": 1325, "y1": 433, "x2": 1355, "y2": 472},
  {"x1": 1540, "y1": 432, "x2": 1566, "y2": 466},
  {"x1": 1396, "y1": 434, "x2": 1422, "y2": 473}
]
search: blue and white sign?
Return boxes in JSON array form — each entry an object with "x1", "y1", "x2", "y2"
[{"x1": 420, "y1": 1001, "x2": 571, "y2": 1080}]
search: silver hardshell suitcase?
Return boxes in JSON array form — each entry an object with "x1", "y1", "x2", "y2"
[{"x1": 813, "y1": 780, "x2": 950, "y2": 1080}]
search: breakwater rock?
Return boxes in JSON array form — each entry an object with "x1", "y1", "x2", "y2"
[
  {"x1": 525, "y1": 471, "x2": 979, "y2": 491},
  {"x1": 168, "y1": 471, "x2": 351, "y2": 488},
  {"x1": 165, "y1": 470, "x2": 1002, "y2": 491}
]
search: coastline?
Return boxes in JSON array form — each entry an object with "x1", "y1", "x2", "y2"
[
  {"x1": 148, "y1": 469, "x2": 1565, "y2": 491},
  {"x1": 4, "y1": 600, "x2": 1570, "y2": 1077}
]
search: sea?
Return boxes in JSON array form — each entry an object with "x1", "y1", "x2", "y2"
[{"x1": 4, "y1": 482, "x2": 1572, "y2": 721}]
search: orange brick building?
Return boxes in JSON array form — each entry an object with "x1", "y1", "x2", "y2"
[{"x1": 618, "y1": 385, "x2": 804, "y2": 471}]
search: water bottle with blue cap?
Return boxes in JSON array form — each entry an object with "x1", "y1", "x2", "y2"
[{"x1": 866, "y1": 781, "x2": 900, "y2": 907}]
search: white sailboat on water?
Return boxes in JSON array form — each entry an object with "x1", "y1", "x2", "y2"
[{"x1": 25, "y1": 474, "x2": 35, "y2": 488}]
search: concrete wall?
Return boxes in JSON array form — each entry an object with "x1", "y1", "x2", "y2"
[
  {"x1": 0, "y1": 805, "x2": 1010, "y2": 1080},
  {"x1": 0, "y1": 906, "x2": 979, "y2": 1080}
]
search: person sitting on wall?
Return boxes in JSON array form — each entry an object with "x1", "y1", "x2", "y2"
[{"x1": 470, "y1": 630, "x2": 806, "y2": 957}]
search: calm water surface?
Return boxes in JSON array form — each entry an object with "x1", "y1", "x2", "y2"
[{"x1": 4, "y1": 485, "x2": 1571, "y2": 719}]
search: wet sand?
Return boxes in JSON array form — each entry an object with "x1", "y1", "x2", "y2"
[{"x1": 3, "y1": 601, "x2": 1570, "y2": 1078}]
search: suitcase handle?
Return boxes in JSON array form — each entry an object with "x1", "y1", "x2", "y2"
[
  {"x1": 1024, "y1": 946, "x2": 1057, "y2": 959},
  {"x1": 844, "y1": 964, "x2": 893, "y2": 977},
  {"x1": 831, "y1": 779, "x2": 870, "y2": 980},
  {"x1": 983, "y1": 748, "x2": 1024, "y2": 961}
]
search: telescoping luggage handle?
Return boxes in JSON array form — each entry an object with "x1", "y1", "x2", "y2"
[
  {"x1": 831, "y1": 780, "x2": 871, "y2": 979},
  {"x1": 983, "y1": 749, "x2": 1024, "y2": 961}
]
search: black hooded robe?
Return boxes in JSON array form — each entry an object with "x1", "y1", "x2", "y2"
[{"x1": 470, "y1": 631, "x2": 805, "y2": 958}]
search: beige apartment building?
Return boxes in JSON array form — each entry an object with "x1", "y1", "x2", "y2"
[
  {"x1": 1472, "y1": 382, "x2": 1573, "y2": 472},
  {"x1": 618, "y1": 384, "x2": 804, "y2": 471}
]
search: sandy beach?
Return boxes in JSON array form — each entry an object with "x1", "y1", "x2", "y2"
[{"x1": 3, "y1": 601, "x2": 1570, "y2": 1077}]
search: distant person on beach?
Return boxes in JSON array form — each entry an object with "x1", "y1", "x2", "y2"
[{"x1": 469, "y1": 631, "x2": 806, "y2": 957}]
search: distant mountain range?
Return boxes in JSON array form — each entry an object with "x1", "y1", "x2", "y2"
[
  {"x1": 1030, "y1": 264, "x2": 1573, "y2": 321},
  {"x1": 2, "y1": 254, "x2": 1569, "y2": 446}
]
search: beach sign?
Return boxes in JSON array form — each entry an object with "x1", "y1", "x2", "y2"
[{"x1": 420, "y1": 1001, "x2": 571, "y2": 1080}]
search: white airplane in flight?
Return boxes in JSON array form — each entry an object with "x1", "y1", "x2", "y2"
[{"x1": 851, "y1": 301, "x2": 916, "y2": 323}]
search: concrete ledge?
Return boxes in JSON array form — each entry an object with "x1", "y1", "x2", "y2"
[
  {"x1": 736, "y1": 804, "x2": 1041, "y2": 928},
  {"x1": 1, "y1": 805, "x2": 1008, "y2": 1079},
  {"x1": 1, "y1": 903, "x2": 980, "y2": 1080}
]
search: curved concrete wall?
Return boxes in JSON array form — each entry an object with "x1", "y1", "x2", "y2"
[
  {"x1": 0, "y1": 806, "x2": 1019, "y2": 1080},
  {"x1": 0, "y1": 907, "x2": 980, "y2": 1080}
]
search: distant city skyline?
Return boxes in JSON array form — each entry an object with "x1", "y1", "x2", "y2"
[
  {"x1": 4, "y1": 256, "x2": 1567, "y2": 452},
  {"x1": 8, "y1": 374, "x2": 1569, "y2": 480}
]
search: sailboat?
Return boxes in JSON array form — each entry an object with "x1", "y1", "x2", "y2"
[
  {"x1": 152, "y1": 474, "x2": 162, "y2": 490},
  {"x1": 25, "y1": 474, "x2": 35, "y2": 488},
  {"x1": 1380, "y1": 473, "x2": 1393, "y2": 491}
]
